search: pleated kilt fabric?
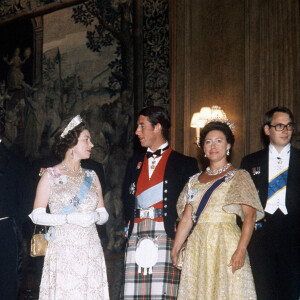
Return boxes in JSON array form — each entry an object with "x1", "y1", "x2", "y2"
[{"x1": 121, "y1": 219, "x2": 180, "y2": 299}]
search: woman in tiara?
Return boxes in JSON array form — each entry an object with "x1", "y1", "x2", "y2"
[
  {"x1": 171, "y1": 121, "x2": 264, "y2": 300},
  {"x1": 29, "y1": 115, "x2": 110, "y2": 300}
]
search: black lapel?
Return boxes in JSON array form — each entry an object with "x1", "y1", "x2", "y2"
[
  {"x1": 258, "y1": 148, "x2": 269, "y2": 208},
  {"x1": 288, "y1": 147, "x2": 299, "y2": 175},
  {"x1": 133, "y1": 153, "x2": 146, "y2": 183},
  {"x1": 286, "y1": 147, "x2": 299, "y2": 205},
  {"x1": 162, "y1": 149, "x2": 174, "y2": 180}
]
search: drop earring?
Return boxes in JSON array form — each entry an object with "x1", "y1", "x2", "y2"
[
  {"x1": 71, "y1": 149, "x2": 74, "y2": 159},
  {"x1": 204, "y1": 153, "x2": 207, "y2": 158},
  {"x1": 226, "y1": 149, "x2": 230, "y2": 156}
]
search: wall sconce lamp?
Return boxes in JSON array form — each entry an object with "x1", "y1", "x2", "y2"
[{"x1": 190, "y1": 105, "x2": 228, "y2": 147}]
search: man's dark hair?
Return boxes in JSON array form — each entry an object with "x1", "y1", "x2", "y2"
[
  {"x1": 263, "y1": 106, "x2": 294, "y2": 126},
  {"x1": 138, "y1": 106, "x2": 170, "y2": 140}
]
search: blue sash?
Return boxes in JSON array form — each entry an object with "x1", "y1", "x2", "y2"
[
  {"x1": 136, "y1": 182, "x2": 163, "y2": 208},
  {"x1": 189, "y1": 175, "x2": 226, "y2": 235},
  {"x1": 267, "y1": 168, "x2": 288, "y2": 200},
  {"x1": 45, "y1": 170, "x2": 93, "y2": 241}
]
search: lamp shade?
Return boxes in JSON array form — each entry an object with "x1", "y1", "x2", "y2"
[
  {"x1": 198, "y1": 107, "x2": 212, "y2": 120},
  {"x1": 190, "y1": 113, "x2": 200, "y2": 128},
  {"x1": 190, "y1": 106, "x2": 212, "y2": 128},
  {"x1": 190, "y1": 113, "x2": 206, "y2": 128},
  {"x1": 190, "y1": 105, "x2": 231, "y2": 146}
]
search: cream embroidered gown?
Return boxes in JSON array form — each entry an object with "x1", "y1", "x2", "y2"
[
  {"x1": 39, "y1": 168, "x2": 109, "y2": 300},
  {"x1": 176, "y1": 169, "x2": 264, "y2": 300}
]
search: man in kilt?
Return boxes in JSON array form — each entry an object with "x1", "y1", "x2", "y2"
[{"x1": 122, "y1": 106, "x2": 199, "y2": 299}]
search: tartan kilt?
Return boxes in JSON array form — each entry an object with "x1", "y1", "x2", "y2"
[{"x1": 121, "y1": 219, "x2": 180, "y2": 299}]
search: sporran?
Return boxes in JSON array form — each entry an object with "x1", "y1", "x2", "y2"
[{"x1": 135, "y1": 236, "x2": 158, "y2": 275}]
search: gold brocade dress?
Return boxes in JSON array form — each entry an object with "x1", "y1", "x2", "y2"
[{"x1": 176, "y1": 169, "x2": 264, "y2": 300}]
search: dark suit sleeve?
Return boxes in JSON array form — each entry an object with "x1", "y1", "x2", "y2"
[
  {"x1": 186, "y1": 157, "x2": 199, "y2": 178},
  {"x1": 95, "y1": 163, "x2": 106, "y2": 193},
  {"x1": 179, "y1": 156, "x2": 199, "y2": 190},
  {"x1": 122, "y1": 157, "x2": 136, "y2": 224},
  {"x1": 240, "y1": 155, "x2": 255, "y2": 179},
  {"x1": 240, "y1": 156, "x2": 248, "y2": 170},
  {"x1": 16, "y1": 158, "x2": 35, "y2": 226}
]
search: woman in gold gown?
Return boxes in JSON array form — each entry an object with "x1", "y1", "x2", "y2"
[{"x1": 171, "y1": 121, "x2": 264, "y2": 300}]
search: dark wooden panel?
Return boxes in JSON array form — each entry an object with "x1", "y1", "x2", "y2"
[
  {"x1": 172, "y1": 0, "x2": 299, "y2": 167},
  {"x1": 173, "y1": 0, "x2": 245, "y2": 168},
  {"x1": 246, "y1": 0, "x2": 300, "y2": 152}
]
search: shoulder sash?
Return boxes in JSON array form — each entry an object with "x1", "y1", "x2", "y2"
[
  {"x1": 267, "y1": 168, "x2": 288, "y2": 200},
  {"x1": 188, "y1": 175, "x2": 226, "y2": 236},
  {"x1": 45, "y1": 169, "x2": 93, "y2": 241},
  {"x1": 195, "y1": 176, "x2": 225, "y2": 220}
]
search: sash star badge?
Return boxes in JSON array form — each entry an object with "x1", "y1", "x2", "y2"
[
  {"x1": 129, "y1": 182, "x2": 136, "y2": 195},
  {"x1": 136, "y1": 161, "x2": 142, "y2": 169}
]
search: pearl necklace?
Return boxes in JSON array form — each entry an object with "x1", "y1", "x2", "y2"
[
  {"x1": 206, "y1": 163, "x2": 232, "y2": 176},
  {"x1": 62, "y1": 161, "x2": 83, "y2": 176}
]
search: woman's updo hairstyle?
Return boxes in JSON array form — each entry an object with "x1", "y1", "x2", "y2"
[
  {"x1": 52, "y1": 116, "x2": 89, "y2": 160},
  {"x1": 199, "y1": 121, "x2": 235, "y2": 150}
]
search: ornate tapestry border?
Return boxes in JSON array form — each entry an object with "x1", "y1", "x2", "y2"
[{"x1": 142, "y1": 0, "x2": 169, "y2": 108}]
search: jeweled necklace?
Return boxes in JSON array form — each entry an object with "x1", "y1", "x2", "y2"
[
  {"x1": 62, "y1": 161, "x2": 83, "y2": 176},
  {"x1": 206, "y1": 163, "x2": 232, "y2": 176}
]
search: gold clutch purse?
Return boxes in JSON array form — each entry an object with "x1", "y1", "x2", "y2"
[
  {"x1": 176, "y1": 241, "x2": 187, "y2": 269},
  {"x1": 30, "y1": 225, "x2": 48, "y2": 257}
]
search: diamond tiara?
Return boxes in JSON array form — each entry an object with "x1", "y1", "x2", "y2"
[
  {"x1": 60, "y1": 115, "x2": 83, "y2": 138},
  {"x1": 204, "y1": 118, "x2": 235, "y2": 132}
]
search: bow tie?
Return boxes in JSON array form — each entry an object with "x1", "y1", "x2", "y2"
[{"x1": 146, "y1": 146, "x2": 169, "y2": 159}]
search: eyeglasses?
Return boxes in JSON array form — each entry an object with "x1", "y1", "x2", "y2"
[{"x1": 269, "y1": 123, "x2": 295, "y2": 131}]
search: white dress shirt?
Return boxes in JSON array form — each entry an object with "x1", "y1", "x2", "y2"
[
  {"x1": 147, "y1": 141, "x2": 169, "y2": 178},
  {"x1": 265, "y1": 143, "x2": 290, "y2": 215}
]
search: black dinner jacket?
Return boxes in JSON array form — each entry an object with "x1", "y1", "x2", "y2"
[
  {"x1": 240, "y1": 146, "x2": 300, "y2": 244},
  {"x1": 123, "y1": 150, "x2": 199, "y2": 239},
  {"x1": 0, "y1": 143, "x2": 34, "y2": 227}
]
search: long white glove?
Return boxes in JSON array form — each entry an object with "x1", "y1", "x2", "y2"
[
  {"x1": 29, "y1": 207, "x2": 66, "y2": 226},
  {"x1": 96, "y1": 207, "x2": 109, "y2": 225},
  {"x1": 66, "y1": 212, "x2": 98, "y2": 228}
]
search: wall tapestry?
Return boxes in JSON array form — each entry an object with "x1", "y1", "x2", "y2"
[
  {"x1": 42, "y1": 1, "x2": 134, "y2": 254},
  {"x1": 0, "y1": 0, "x2": 134, "y2": 255}
]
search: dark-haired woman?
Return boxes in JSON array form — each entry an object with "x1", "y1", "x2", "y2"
[
  {"x1": 171, "y1": 121, "x2": 264, "y2": 300},
  {"x1": 29, "y1": 115, "x2": 109, "y2": 300}
]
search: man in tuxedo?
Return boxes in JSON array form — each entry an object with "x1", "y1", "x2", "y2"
[
  {"x1": 240, "y1": 106, "x2": 300, "y2": 300},
  {"x1": 0, "y1": 139, "x2": 34, "y2": 299},
  {"x1": 122, "y1": 106, "x2": 199, "y2": 299}
]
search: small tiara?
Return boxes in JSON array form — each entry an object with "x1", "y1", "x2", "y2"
[
  {"x1": 60, "y1": 115, "x2": 83, "y2": 138},
  {"x1": 205, "y1": 118, "x2": 235, "y2": 132}
]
